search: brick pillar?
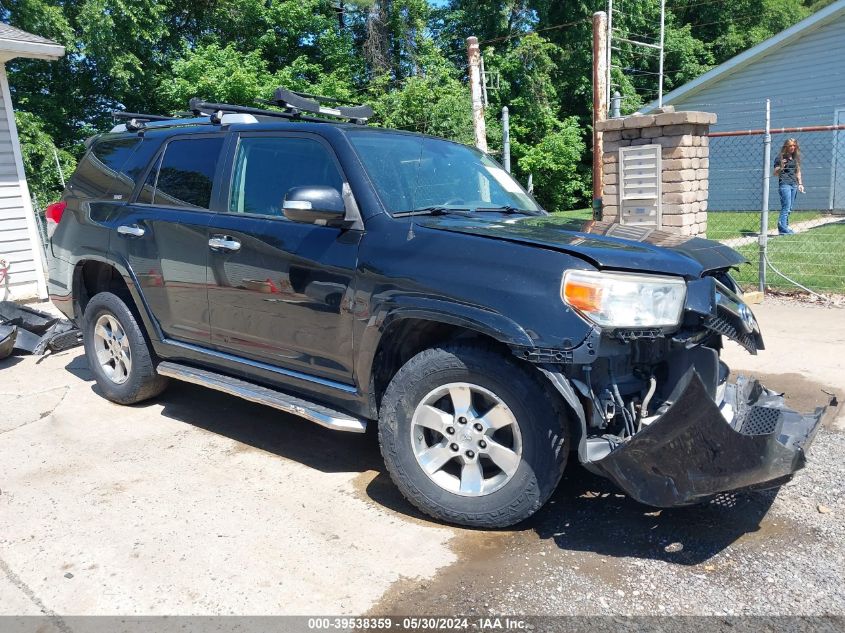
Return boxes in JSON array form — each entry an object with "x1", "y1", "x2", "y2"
[{"x1": 595, "y1": 110, "x2": 716, "y2": 237}]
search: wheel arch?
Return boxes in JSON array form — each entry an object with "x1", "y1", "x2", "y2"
[
  {"x1": 358, "y1": 302, "x2": 537, "y2": 419},
  {"x1": 71, "y1": 255, "x2": 162, "y2": 345}
]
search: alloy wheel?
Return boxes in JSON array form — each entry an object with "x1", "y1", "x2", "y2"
[
  {"x1": 410, "y1": 382, "x2": 523, "y2": 497},
  {"x1": 92, "y1": 313, "x2": 132, "y2": 385}
]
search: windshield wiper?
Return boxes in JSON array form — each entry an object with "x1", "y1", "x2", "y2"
[
  {"x1": 393, "y1": 206, "x2": 472, "y2": 218},
  {"x1": 474, "y1": 205, "x2": 540, "y2": 216}
]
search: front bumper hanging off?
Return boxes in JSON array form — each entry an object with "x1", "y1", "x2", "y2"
[{"x1": 588, "y1": 371, "x2": 828, "y2": 507}]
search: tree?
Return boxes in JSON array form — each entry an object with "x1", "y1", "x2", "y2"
[
  {"x1": 0, "y1": 0, "x2": 822, "y2": 213},
  {"x1": 14, "y1": 111, "x2": 77, "y2": 207}
]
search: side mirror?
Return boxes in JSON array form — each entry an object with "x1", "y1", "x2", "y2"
[{"x1": 283, "y1": 186, "x2": 347, "y2": 226}]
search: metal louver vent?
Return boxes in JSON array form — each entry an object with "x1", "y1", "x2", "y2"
[
  {"x1": 740, "y1": 406, "x2": 782, "y2": 436},
  {"x1": 618, "y1": 144, "x2": 662, "y2": 228}
]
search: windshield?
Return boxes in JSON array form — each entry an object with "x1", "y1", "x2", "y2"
[{"x1": 347, "y1": 130, "x2": 542, "y2": 215}]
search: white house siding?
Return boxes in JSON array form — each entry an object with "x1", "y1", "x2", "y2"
[
  {"x1": 0, "y1": 63, "x2": 47, "y2": 301},
  {"x1": 667, "y1": 14, "x2": 845, "y2": 212}
]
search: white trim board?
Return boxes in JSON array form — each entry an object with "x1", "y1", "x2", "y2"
[{"x1": 0, "y1": 39, "x2": 65, "y2": 61}]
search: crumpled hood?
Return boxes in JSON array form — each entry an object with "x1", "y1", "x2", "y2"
[{"x1": 419, "y1": 215, "x2": 746, "y2": 278}]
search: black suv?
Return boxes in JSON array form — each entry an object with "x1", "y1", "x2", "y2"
[{"x1": 46, "y1": 90, "x2": 825, "y2": 528}]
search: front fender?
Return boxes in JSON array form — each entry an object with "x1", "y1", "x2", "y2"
[{"x1": 354, "y1": 296, "x2": 536, "y2": 394}]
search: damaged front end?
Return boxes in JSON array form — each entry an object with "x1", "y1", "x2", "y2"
[
  {"x1": 587, "y1": 370, "x2": 825, "y2": 506},
  {"x1": 541, "y1": 273, "x2": 830, "y2": 507}
]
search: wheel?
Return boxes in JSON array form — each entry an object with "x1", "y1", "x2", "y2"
[
  {"x1": 83, "y1": 292, "x2": 168, "y2": 405},
  {"x1": 378, "y1": 344, "x2": 568, "y2": 528}
]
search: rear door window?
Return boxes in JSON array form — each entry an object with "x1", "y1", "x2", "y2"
[{"x1": 142, "y1": 136, "x2": 225, "y2": 209}]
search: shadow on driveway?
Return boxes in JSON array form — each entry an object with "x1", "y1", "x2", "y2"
[
  {"x1": 66, "y1": 352, "x2": 383, "y2": 476},
  {"x1": 0, "y1": 355, "x2": 23, "y2": 371},
  {"x1": 158, "y1": 380, "x2": 384, "y2": 475},
  {"x1": 64, "y1": 353, "x2": 779, "y2": 560},
  {"x1": 529, "y1": 462, "x2": 778, "y2": 565}
]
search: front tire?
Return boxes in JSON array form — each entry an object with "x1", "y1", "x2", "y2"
[
  {"x1": 83, "y1": 292, "x2": 168, "y2": 405},
  {"x1": 379, "y1": 344, "x2": 568, "y2": 528}
]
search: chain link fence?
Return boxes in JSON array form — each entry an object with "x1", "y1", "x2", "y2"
[{"x1": 698, "y1": 100, "x2": 845, "y2": 297}]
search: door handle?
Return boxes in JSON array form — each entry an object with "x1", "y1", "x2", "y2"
[
  {"x1": 209, "y1": 236, "x2": 241, "y2": 252},
  {"x1": 117, "y1": 224, "x2": 145, "y2": 238}
]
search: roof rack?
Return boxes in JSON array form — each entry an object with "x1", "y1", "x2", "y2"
[
  {"x1": 109, "y1": 86, "x2": 374, "y2": 133},
  {"x1": 189, "y1": 89, "x2": 372, "y2": 125},
  {"x1": 268, "y1": 88, "x2": 373, "y2": 123},
  {"x1": 111, "y1": 110, "x2": 174, "y2": 132}
]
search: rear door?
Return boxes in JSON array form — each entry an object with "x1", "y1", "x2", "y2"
[
  {"x1": 115, "y1": 133, "x2": 226, "y2": 345},
  {"x1": 206, "y1": 132, "x2": 361, "y2": 384}
]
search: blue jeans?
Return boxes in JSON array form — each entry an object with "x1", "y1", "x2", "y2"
[{"x1": 778, "y1": 183, "x2": 798, "y2": 233}]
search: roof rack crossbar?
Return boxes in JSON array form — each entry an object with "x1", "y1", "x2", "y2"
[
  {"x1": 188, "y1": 98, "x2": 331, "y2": 124},
  {"x1": 111, "y1": 86, "x2": 374, "y2": 133},
  {"x1": 270, "y1": 88, "x2": 373, "y2": 123},
  {"x1": 111, "y1": 111, "x2": 173, "y2": 123}
]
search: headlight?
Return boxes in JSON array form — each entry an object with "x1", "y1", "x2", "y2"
[{"x1": 561, "y1": 270, "x2": 686, "y2": 328}]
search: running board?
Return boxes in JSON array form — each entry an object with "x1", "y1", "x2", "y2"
[{"x1": 156, "y1": 361, "x2": 368, "y2": 433}]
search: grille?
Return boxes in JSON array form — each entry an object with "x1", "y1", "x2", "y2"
[
  {"x1": 740, "y1": 406, "x2": 782, "y2": 435},
  {"x1": 704, "y1": 315, "x2": 758, "y2": 354}
]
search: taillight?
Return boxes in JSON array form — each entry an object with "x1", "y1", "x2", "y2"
[{"x1": 44, "y1": 201, "x2": 67, "y2": 239}]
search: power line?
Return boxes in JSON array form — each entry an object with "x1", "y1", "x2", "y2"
[
  {"x1": 686, "y1": 12, "x2": 781, "y2": 28},
  {"x1": 612, "y1": 27, "x2": 660, "y2": 43},
  {"x1": 667, "y1": 0, "x2": 737, "y2": 10},
  {"x1": 479, "y1": 18, "x2": 589, "y2": 45},
  {"x1": 611, "y1": 45, "x2": 660, "y2": 57}
]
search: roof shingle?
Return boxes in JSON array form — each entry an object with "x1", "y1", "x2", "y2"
[{"x1": 0, "y1": 22, "x2": 61, "y2": 47}]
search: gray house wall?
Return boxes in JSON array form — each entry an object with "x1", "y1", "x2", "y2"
[
  {"x1": 0, "y1": 63, "x2": 47, "y2": 300},
  {"x1": 667, "y1": 14, "x2": 845, "y2": 212}
]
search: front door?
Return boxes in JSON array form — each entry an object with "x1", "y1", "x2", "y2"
[{"x1": 206, "y1": 133, "x2": 361, "y2": 384}]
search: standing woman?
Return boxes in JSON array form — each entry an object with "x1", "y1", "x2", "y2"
[{"x1": 773, "y1": 138, "x2": 805, "y2": 234}]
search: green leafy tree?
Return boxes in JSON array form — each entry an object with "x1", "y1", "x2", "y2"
[
  {"x1": 518, "y1": 117, "x2": 587, "y2": 211},
  {"x1": 0, "y1": 0, "x2": 825, "y2": 213},
  {"x1": 14, "y1": 111, "x2": 77, "y2": 207},
  {"x1": 160, "y1": 43, "x2": 278, "y2": 111}
]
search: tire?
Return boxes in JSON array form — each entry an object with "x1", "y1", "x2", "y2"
[
  {"x1": 378, "y1": 343, "x2": 568, "y2": 528},
  {"x1": 83, "y1": 291, "x2": 168, "y2": 405}
]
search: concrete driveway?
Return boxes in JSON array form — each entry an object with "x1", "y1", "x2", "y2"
[
  {"x1": 0, "y1": 347, "x2": 456, "y2": 615},
  {"x1": 0, "y1": 299, "x2": 842, "y2": 618}
]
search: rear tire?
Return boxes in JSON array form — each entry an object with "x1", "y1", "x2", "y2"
[
  {"x1": 83, "y1": 292, "x2": 168, "y2": 405},
  {"x1": 378, "y1": 343, "x2": 568, "y2": 528}
]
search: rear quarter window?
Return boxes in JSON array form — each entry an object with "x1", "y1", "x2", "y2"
[{"x1": 69, "y1": 136, "x2": 163, "y2": 200}]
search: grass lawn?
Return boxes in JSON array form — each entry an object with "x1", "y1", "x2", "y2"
[
  {"x1": 552, "y1": 209, "x2": 828, "y2": 239},
  {"x1": 707, "y1": 210, "x2": 825, "y2": 240},
  {"x1": 551, "y1": 208, "x2": 593, "y2": 221},
  {"x1": 731, "y1": 222, "x2": 845, "y2": 293}
]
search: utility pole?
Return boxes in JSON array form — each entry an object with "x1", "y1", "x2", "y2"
[
  {"x1": 593, "y1": 12, "x2": 608, "y2": 220},
  {"x1": 502, "y1": 106, "x2": 511, "y2": 173},
  {"x1": 466, "y1": 36, "x2": 488, "y2": 153},
  {"x1": 606, "y1": 0, "x2": 613, "y2": 106},
  {"x1": 658, "y1": 0, "x2": 665, "y2": 107}
]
